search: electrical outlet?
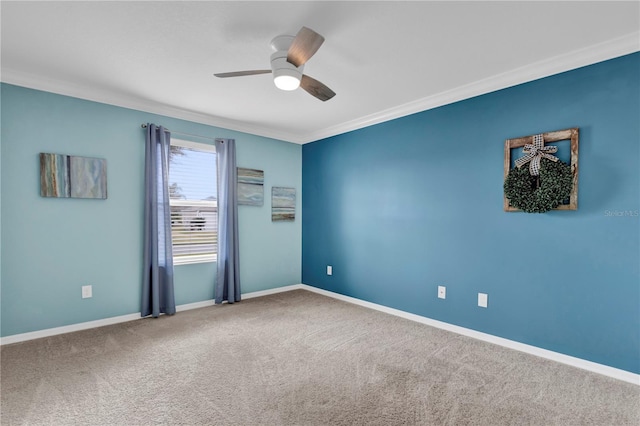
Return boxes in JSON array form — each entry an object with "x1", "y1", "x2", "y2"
[
  {"x1": 327, "y1": 265, "x2": 333, "y2": 276},
  {"x1": 438, "y1": 286, "x2": 446, "y2": 299},
  {"x1": 82, "y1": 285, "x2": 92, "y2": 299},
  {"x1": 478, "y1": 292, "x2": 488, "y2": 308}
]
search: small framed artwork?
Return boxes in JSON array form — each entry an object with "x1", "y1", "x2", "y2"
[
  {"x1": 40, "y1": 153, "x2": 107, "y2": 199},
  {"x1": 237, "y1": 167, "x2": 264, "y2": 206},
  {"x1": 272, "y1": 187, "x2": 295, "y2": 221}
]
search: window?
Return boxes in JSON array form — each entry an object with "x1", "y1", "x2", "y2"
[{"x1": 168, "y1": 139, "x2": 217, "y2": 265}]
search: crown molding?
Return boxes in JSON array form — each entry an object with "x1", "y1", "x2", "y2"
[
  {"x1": 2, "y1": 31, "x2": 638, "y2": 145},
  {"x1": 0, "y1": 68, "x2": 305, "y2": 143},
  {"x1": 299, "y1": 31, "x2": 640, "y2": 144}
]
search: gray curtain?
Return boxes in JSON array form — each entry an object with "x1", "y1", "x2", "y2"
[
  {"x1": 142, "y1": 124, "x2": 176, "y2": 317},
  {"x1": 215, "y1": 138, "x2": 241, "y2": 304}
]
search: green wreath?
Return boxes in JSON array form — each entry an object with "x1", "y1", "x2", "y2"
[{"x1": 504, "y1": 158, "x2": 573, "y2": 213}]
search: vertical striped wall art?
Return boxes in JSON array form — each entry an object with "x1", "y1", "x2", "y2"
[{"x1": 40, "y1": 153, "x2": 107, "y2": 199}]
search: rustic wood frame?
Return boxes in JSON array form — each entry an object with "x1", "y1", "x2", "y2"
[{"x1": 504, "y1": 128, "x2": 579, "y2": 212}]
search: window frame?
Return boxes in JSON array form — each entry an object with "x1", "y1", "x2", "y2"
[{"x1": 169, "y1": 138, "x2": 217, "y2": 266}]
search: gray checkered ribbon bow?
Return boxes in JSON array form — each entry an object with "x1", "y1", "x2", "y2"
[{"x1": 514, "y1": 134, "x2": 559, "y2": 176}]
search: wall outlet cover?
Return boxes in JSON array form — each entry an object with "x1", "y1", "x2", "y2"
[
  {"x1": 438, "y1": 286, "x2": 446, "y2": 299},
  {"x1": 478, "y1": 292, "x2": 488, "y2": 308},
  {"x1": 82, "y1": 285, "x2": 92, "y2": 299},
  {"x1": 327, "y1": 265, "x2": 332, "y2": 276}
]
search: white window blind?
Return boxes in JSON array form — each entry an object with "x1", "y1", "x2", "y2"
[{"x1": 169, "y1": 139, "x2": 217, "y2": 265}]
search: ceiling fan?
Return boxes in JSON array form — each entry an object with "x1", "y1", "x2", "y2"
[{"x1": 214, "y1": 26, "x2": 336, "y2": 102}]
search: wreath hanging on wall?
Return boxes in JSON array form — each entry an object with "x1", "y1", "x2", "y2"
[{"x1": 503, "y1": 134, "x2": 573, "y2": 213}]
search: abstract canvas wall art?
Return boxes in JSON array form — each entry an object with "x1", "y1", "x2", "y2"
[
  {"x1": 40, "y1": 153, "x2": 107, "y2": 199},
  {"x1": 237, "y1": 167, "x2": 264, "y2": 206},
  {"x1": 272, "y1": 186, "x2": 295, "y2": 221}
]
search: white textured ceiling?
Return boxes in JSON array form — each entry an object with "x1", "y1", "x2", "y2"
[{"x1": 2, "y1": 1, "x2": 639, "y2": 143}]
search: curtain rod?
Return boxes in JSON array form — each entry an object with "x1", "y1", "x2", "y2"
[{"x1": 140, "y1": 124, "x2": 217, "y2": 142}]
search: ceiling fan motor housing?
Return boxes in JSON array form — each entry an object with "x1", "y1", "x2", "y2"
[{"x1": 270, "y1": 35, "x2": 303, "y2": 91}]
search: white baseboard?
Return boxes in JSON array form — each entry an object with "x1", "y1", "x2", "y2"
[
  {"x1": 0, "y1": 312, "x2": 143, "y2": 346},
  {"x1": 0, "y1": 284, "x2": 303, "y2": 346},
  {"x1": 242, "y1": 284, "x2": 305, "y2": 299},
  {"x1": 2, "y1": 283, "x2": 637, "y2": 386},
  {"x1": 298, "y1": 284, "x2": 639, "y2": 386}
]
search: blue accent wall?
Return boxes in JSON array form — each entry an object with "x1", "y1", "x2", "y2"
[
  {"x1": 1, "y1": 84, "x2": 301, "y2": 337},
  {"x1": 302, "y1": 53, "x2": 640, "y2": 374}
]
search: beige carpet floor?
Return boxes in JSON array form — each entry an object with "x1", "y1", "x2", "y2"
[{"x1": 1, "y1": 289, "x2": 638, "y2": 425}]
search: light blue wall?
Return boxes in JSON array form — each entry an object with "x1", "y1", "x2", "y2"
[
  {"x1": 302, "y1": 53, "x2": 640, "y2": 374},
  {"x1": 1, "y1": 83, "x2": 301, "y2": 337}
]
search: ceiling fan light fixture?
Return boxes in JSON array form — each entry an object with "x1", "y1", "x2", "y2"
[
  {"x1": 271, "y1": 50, "x2": 302, "y2": 91},
  {"x1": 273, "y1": 70, "x2": 301, "y2": 91}
]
